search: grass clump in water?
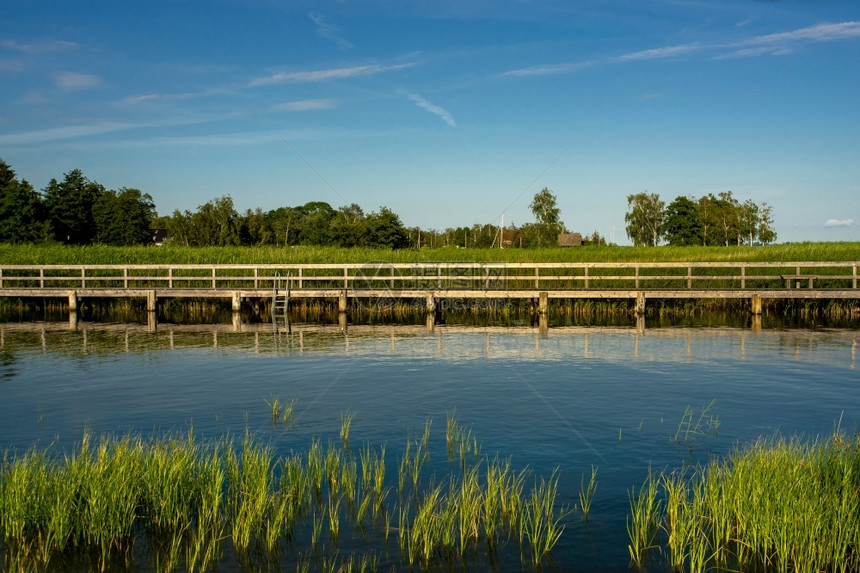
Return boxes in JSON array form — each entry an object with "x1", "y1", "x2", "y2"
[
  {"x1": 579, "y1": 465, "x2": 598, "y2": 517},
  {"x1": 1, "y1": 416, "x2": 570, "y2": 571},
  {"x1": 672, "y1": 399, "x2": 720, "y2": 450},
  {"x1": 630, "y1": 430, "x2": 860, "y2": 572}
]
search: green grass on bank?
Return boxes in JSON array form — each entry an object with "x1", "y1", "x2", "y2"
[{"x1": 1, "y1": 242, "x2": 858, "y2": 265}]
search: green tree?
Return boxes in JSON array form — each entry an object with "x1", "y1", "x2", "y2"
[
  {"x1": 366, "y1": 206, "x2": 410, "y2": 249},
  {"x1": 0, "y1": 160, "x2": 51, "y2": 243},
  {"x1": 738, "y1": 199, "x2": 759, "y2": 246},
  {"x1": 582, "y1": 230, "x2": 606, "y2": 246},
  {"x1": 696, "y1": 194, "x2": 717, "y2": 246},
  {"x1": 713, "y1": 191, "x2": 741, "y2": 246},
  {"x1": 757, "y1": 202, "x2": 777, "y2": 245},
  {"x1": 292, "y1": 201, "x2": 336, "y2": 245},
  {"x1": 43, "y1": 169, "x2": 104, "y2": 244},
  {"x1": 470, "y1": 224, "x2": 496, "y2": 248},
  {"x1": 190, "y1": 196, "x2": 240, "y2": 246},
  {"x1": 330, "y1": 204, "x2": 367, "y2": 247},
  {"x1": 266, "y1": 206, "x2": 297, "y2": 246},
  {"x1": 625, "y1": 192, "x2": 665, "y2": 246},
  {"x1": 0, "y1": 159, "x2": 16, "y2": 189},
  {"x1": 662, "y1": 196, "x2": 703, "y2": 246},
  {"x1": 93, "y1": 188, "x2": 155, "y2": 245},
  {"x1": 165, "y1": 196, "x2": 240, "y2": 246},
  {"x1": 529, "y1": 187, "x2": 564, "y2": 246},
  {"x1": 165, "y1": 209, "x2": 193, "y2": 246},
  {"x1": 238, "y1": 208, "x2": 273, "y2": 246}
]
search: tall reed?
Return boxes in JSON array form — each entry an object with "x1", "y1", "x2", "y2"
[
  {"x1": 521, "y1": 470, "x2": 568, "y2": 569},
  {"x1": 340, "y1": 411, "x2": 354, "y2": 448},
  {"x1": 1, "y1": 416, "x2": 571, "y2": 571},
  {"x1": 579, "y1": 465, "x2": 598, "y2": 517},
  {"x1": 647, "y1": 431, "x2": 860, "y2": 572},
  {"x1": 627, "y1": 467, "x2": 662, "y2": 568}
]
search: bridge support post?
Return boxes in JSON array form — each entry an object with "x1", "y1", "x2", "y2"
[
  {"x1": 751, "y1": 314, "x2": 762, "y2": 332},
  {"x1": 539, "y1": 313, "x2": 548, "y2": 336},
  {"x1": 635, "y1": 292, "x2": 646, "y2": 315},
  {"x1": 425, "y1": 294, "x2": 438, "y2": 329},
  {"x1": 339, "y1": 290, "x2": 348, "y2": 313},
  {"x1": 232, "y1": 292, "x2": 242, "y2": 313},
  {"x1": 750, "y1": 294, "x2": 762, "y2": 315},
  {"x1": 68, "y1": 291, "x2": 78, "y2": 313},
  {"x1": 538, "y1": 292, "x2": 548, "y2": 315},
  {"x1": 147, "y1": 290, "x2": 157, "y2": 313}
]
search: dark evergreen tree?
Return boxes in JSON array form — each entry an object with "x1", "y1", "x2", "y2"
[
  {"x1": 0, "y1": 161, "x2": 51, "y2": 243},
  {"x1": 0, "y1": 159, "x2": 17, "y2": 189},
  {"x1": 93, "y1": 188, "x2": 155, "y2": 245},
  {"x1": 43, "y1": 169, "x2": 104, "y2": 244}
]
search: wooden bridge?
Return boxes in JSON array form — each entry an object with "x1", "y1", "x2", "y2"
[{"x1": 0, "y1": 262, "x2": 857, "y2": 322}]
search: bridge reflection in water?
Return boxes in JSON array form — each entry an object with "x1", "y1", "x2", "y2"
[{"x1": 0, "y1": 321, "x2": 855, "y2": 372}]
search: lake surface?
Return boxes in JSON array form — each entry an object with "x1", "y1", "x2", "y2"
[{"x1": 1, "y1": 320, "x2": 858, "y2": 571}]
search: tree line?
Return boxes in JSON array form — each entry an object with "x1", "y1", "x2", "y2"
[
  {"x1": 0, "y1": 160, "x2": 155, "y2": 245},
  {"x1": 0, "y1": 159, "x2": 577, "y2": 249},
  {"x1": 625, "y1": 191, "x2": 776, "y2": 247},
  {"x1": 0, "y1": 159, "x2": 412, "y2": 248},
  {"x1": 1, "y1": 158, "x2": 777, "y2": 249}
]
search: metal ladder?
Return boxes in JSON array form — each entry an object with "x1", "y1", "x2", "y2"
[{"x1": 272, "y1": 271, "x2": 292, "y2": 334}]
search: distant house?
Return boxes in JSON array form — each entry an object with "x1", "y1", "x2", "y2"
[
  {"x1": 150, "y1": 228, "x2": 168, "y2": 246},
  {"x1": 557, "y1": 232, "x2": 582, "y2": 247}
]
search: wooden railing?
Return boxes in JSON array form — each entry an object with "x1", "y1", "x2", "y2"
[{"x1": 0, "y1": 262, "x2": 857, "y2": 291}]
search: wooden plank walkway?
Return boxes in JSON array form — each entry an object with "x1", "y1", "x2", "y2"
[{"x1": 1, "y1": 262, "x2": 858, "y2": 319}]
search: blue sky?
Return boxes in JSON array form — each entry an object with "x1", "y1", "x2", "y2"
[{"x1": 1, "y1": 0, "x2": 858, "y2": 244}]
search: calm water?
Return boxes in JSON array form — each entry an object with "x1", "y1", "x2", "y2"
[{"x1": 1, "y1": 320, "x2": 859, "y2": 571}]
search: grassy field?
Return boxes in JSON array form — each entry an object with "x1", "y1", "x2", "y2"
[{"x1": 0, "y1": 242, "x2": 858, "y2": 265}]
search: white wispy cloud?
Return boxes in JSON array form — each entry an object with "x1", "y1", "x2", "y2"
[
  {"x1": 0, "y1": 118, "x2": 206, "y2": 146},
  {"x1": 825, "y1": 218, "x2": 855, "y2": 227},
  {"x1": 58, "y1": 126, "x2": 390, "y2": 150},
  {"x1": 504, "y1": 20, "x2": 860, "y2": 77},
  {"x1": 717, "y1": 21, "x2": 860, "y2": 59},
  {"x1": 122, "y1": 88, "x2": 225, "y2": 105},
  {"x1": 617, "y1": 43, "x2": 703, "y2": 62},
  {"x1": 0, "y1": 39, "x2": 79, "y2": 54},
  {"x1": 249, "y1": 63, "x2": 414, "y2": 86},
  {"x1": 750, "y1": 21, "x2": 860, "y2": 45},
  {"x1": 0, "y1": 122, "x2": 140, "y2": 145},
  {"x1": 309, "y1": 12, "x2": 353, "y2": 51},
  {"x1": 403, "y1": 91, "x2": 456, "y2": 127},
  {"x1": 54, "y1": 72, "x2": 101, "y2": 91},
  {"x1": 273, "y1": 98, "x2": 339, "y2": 112},
  {"x1": 503, "y1": 61, "x2": 594, "y2": 77}
]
